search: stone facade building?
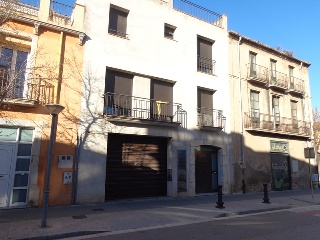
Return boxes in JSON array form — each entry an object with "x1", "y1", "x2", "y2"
[{"x1": 229, "y1": 31, "x2": 313, "y2": 192}]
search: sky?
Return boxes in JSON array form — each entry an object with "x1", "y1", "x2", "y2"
[{"x1": 57, "y1": 0, "x2": 319, "y2": 110}]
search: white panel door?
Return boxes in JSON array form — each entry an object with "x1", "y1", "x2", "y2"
[{"x1": 0, "y1": 143, "x2": 15, "y2": 208}]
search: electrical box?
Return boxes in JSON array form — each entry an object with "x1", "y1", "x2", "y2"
[
  {"x1": 63, "y1": 172, "x2": 72, "y2": 184},
  {"x1": 58, "y1": 155, "x2": 73, "y2": 168}
]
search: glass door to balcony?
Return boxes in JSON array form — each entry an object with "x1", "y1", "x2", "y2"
[{"x1": 249, "y1": 52, "x2": 257, "y2": 78}]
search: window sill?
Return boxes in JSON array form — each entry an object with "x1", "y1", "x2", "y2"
[{"x1": 108, "y1": 31, "x2": 129, "y2": 40}]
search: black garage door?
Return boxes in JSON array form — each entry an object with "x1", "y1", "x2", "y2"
[{"x1": 106, "y1": 134, "x2": 168, "y2": 200}]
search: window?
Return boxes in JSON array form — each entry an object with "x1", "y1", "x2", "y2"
[
  {"x1": 249, "y1": 52, "x2": 257, "y2": 77},
  {"x1": 197, "y1": 37, "x2": 214, "y2": 74},
  {"x1": 289, "y1": 66, "x2": 294, "y2": 89},
  {"x1": 197, "y1": 88, "x2": 214, "y2": 126},
  {"x1": 164, "y1": 24, "x2": 176, "y2": 39},
  {"x1": 272, "y1": 96, "x2": 280, "y2": 125},
  {"x1": 270, "y1": 60, "x2": 277, "y2": 83},
  {"x1": 104, "y1": 70, "x2": 133, "y2": 115},
  {"x1": 150, "y1": 80, "x2": 173, "y2": 120},
  {"x1": 0, "y1": 48, "x2": 28, "y2": 98},
  {"x1": 250, "y1": 91, "x2": 260, "y2": 126},
  {"x1": 108, "y1": 5, "x2": 129, "y2": 38},
  {"x1": 291, "y1": 100, "x2": 298, "y2": 128}
]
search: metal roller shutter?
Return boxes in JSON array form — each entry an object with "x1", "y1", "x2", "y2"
[{"x1": 106, "y1": 133, "x2": 168, "y2": 200}]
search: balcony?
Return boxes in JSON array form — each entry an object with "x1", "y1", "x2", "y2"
[
  {"x1": 49, "y1": 0, "x2": 74, "y2": 25},
  {"x1": 10, "y1": 0, "x2": 75, "y2": 25},
  {"x1": 246, "y1": 63, "x2": 269, "y2": 85},
  {"x1": 268, "y1": 71, "x2": 288, "y2": 91},
  {"x1": 287, "y1": 77, "x2": 305, "y2": 96},
  {"x1": 244, "y1": 112, "x2": 311, "y2": 137},
  {"x1": 173, "y1": 0, "x2": 223, "y2": 28},
  {"x1": 0, "y1": 69, "x2": 55, "y2": 106},
  {"x1": 197, "y1": 55, "x2": 216, "y2": 75},
  {"x1": 103, "y1": 92, "x2": 187, "y2": 128},
  {"x1": 197, "y1": 108, "x2": 226, "y2": 131}
]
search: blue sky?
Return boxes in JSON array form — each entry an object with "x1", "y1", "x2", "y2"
[{"x1": 58, "y1": 0, "x2": 319, "y2": 110}]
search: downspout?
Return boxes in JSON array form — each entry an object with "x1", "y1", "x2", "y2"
[
  {"x1": 56, "y1": 31, "x2": 65, "y2": 104},
  {"x1": 72, "y1": 131, "x2": 81, "y2": 205},
  {"x1": 238, "y1": 36, "x2": 245, "y2": 166}
]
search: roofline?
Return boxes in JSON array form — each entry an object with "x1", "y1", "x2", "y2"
[{"x1": 229, "y1": 31, "x2": 311, "y2": 67}]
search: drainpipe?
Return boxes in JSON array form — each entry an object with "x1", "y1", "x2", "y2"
[
  {"x1": 72, "y1": 131, "x2": 81, "y2": 205},
  {"x1": 238, "y1": 36, "x2": 245, "y2": 166}
]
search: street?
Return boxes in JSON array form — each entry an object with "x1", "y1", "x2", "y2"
[{"x1": 83, "y1": 208, "x2": 320, "y2": 240}]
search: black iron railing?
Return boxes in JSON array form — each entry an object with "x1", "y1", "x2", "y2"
[
  {"x1": 197, "y1": 108, "x2": 226, "y2": 129},
  {"x1": 197, "y1": 55, "x2": 215, "y2": 75},
  {"x1": 246, "y1": 63, "x2": 268, "y2": 84},
  {"x1": 0, "y1": 68, "x2": 54, "y2": 104},
  {"x1": 269, "y1": 70, "x2": 288, "y2": 90},
  {"x1": 18, "y1": 0, "x2": 39, "y2": 8},
  {"x1": 173, "y1": 0, "x2": 223, "y2": 27},
  {"x1": 104, "y1": 92, "x2": 187, "y2": 127},
  {"x1": 288, "y1": 77, "x2": 304, "y2": 94},
  {"x1": 244, "y1": 112, "x2": 310, "y2": 136}
]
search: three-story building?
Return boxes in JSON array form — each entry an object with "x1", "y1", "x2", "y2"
[
  {"x1": 229, "y1": 31, "x2": 313, "y2": 192},
  {"x1": 77, "y1": 0, "x2": 232, "y2": 203}
]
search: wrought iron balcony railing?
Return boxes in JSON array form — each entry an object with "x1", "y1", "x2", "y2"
[
  {"x1": 49, "y1": 0, "x2": 74, "y2": 25},
  {"x1": 0, "y1": 68, "x2": 54, "y2": 104},
  {"x1": 18, "y1": 0, "x2": 39, "y2": 8},
  {"x1": 244, "y1": 112, "x2": 310, "y2": 136},
  {"x1": 104, "y1": 92, "x2": 187, "y2": 127},
  {"x1": 269, "y1": 70, "x2": 288, "y2": 90},
  {"x1": 197, "y1": 55, "x2": 215, "y2": 75},
  {"x1": 197, "y1": 108, "x2": 226, "y2": 129},
  {"x1": 288, "y1": 77, "x2": 305, "y2": 95},
  {"x1": 246, "y1": 63, "x2": 268, "y2": 85},
  {"x1": 173, "y1": 0, "x2": 223, "y2": 27}
]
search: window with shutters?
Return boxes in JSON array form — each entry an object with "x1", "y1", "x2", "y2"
[
  {"x1": 104, "y1": 70, "x2": 133, "y2": 116},
  {"x1": 289, "y1": 66, "x2": 294, "y2": 89},
  {"x1": 250, "y1": 91, "x2": 260, "y2": 127},
  {"x1": 108, "y1": 5, "x2": 129, "y2": 38},
  {"x1": 272, "y1": 96, "x2": 280, "y2": 125},
  {"x1": 0, "y1": 47, "x2": 29, "y2": 98},
  {"x1": 270, "y1": 59, "x2": 277, "y2": 83},
  {"x1": 197, "y1": 36, "x2": 215, "y2": 75},
  {"x1": 249, "y1": 52, "x2": 257, "y2": 77},
  {"x1": 197, "y1": 88, "x2": 215, "y2": 127},
  {"x1": 164, "y1": 24, "x2": 176, "y2": 40},
  {"x1": 150, "y1": 79, "x2": 173, "y2": 121},
  {"x1": 291, "y1": 100, "x2": 298, "y2": 128}
]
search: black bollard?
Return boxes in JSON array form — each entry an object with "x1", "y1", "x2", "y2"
[
  {"x1": 242, "y1": 180, "x2": 246, "y2": 194},
  {"x1": 216, "y1": 185, "x2": 225, "y2": 208},
  {"x1": 262, "y1": 183, "x2": 271, "y2": 204}
]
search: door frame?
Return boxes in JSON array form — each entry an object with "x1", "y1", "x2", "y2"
[{"x1": 0, "y1": 142, "x2": 17, "y2": 208}]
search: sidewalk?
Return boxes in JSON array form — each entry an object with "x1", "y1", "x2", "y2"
[{"x1": 1, "y1": 189, "x2": 320, "y2": 240}]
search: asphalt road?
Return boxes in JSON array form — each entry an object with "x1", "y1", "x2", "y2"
[{"x1": 87, "y1": 209, "x2": 320, "y2": 240}]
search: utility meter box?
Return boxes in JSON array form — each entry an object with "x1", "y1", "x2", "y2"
[
  {"x1": 58, "y1": 155, "x2": 73, "y2": 168},
  {"x1": 63, "y1": 172, "x2": 72, "y2": 184}
]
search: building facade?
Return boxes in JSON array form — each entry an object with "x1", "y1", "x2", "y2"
[
  {"x1": 229, "y1": 31, "x2": 314, "y2": 192},
  {"x1": 0, "y1": 0, "x2": 85, "y2": 208},
  {"x1": 77, "y1": 0, "x2": 232, "y2": 203}
]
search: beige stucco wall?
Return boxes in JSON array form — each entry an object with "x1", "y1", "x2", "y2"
[{"x1": 229, "y1": 33, "x2": 313, "y2": 192}]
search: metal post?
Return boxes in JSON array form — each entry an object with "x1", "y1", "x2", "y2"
[
  {"x1": 242, "y1": 179, "x2": 246, "y2": 194},
  {"x1": 216, "y1": 185, "x2": 225, "y2": 209},
  {"x1": 262, "y1": 183, "x2": 270, "y2": 204},
  {"x1": 308, "y1": 146, "x2": 314, "y2": 199},
  {"x1": 41, "y1": 113, "x2": 58, "y2": 228}
]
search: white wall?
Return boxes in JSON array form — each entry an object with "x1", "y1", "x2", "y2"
[{"x1": 78, "y1": 0, "x2": 231, "y2": 203}]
